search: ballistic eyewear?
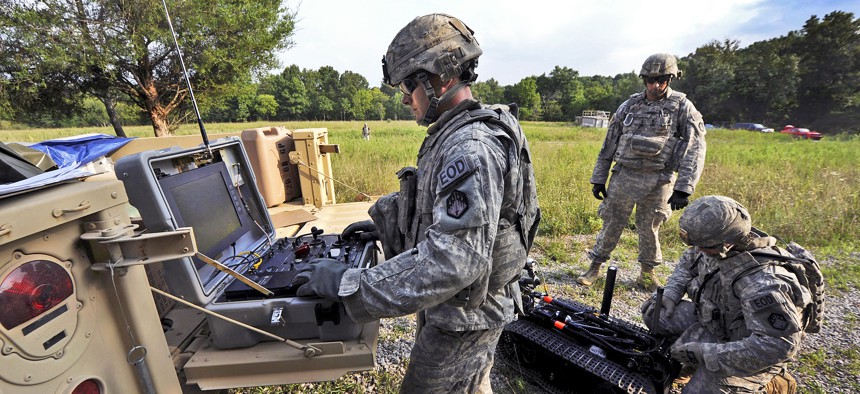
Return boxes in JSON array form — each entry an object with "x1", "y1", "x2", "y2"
[
  {"x1": 400, "y1": 77, "x2": 419, "y2": 95},
  {"x1": 643, "y1": 75, "x2": 672, "y2": 84}
]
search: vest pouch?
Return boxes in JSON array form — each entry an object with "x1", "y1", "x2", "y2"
[
  {"x1": 446, "y1": 269, "x2": 490, "y2": 309},
  {"x1": 699, "y1": 300, "x2": 726, "y2": 338},
  {"x1": 630, "y1": 134, "x2": 670, "y2": 156},
  {"x1": 445, "y1": 223, "x2": 525, "y2": 310},
  {"x1": 369, "y1": 192, "x2": 405, "y2": 260},
  {"x1": 488, "y1": 224, "x2": 526, "y2": 291},
  {"x1": 396, "y1": 166, "x2": 418, "y2": 237}
]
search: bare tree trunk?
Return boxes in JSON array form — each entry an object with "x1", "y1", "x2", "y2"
[
  {"x1": 100, "y1": 95, "x2": 126, "y2": 137},
  {"x1": 141, "y1": 81, "x2": 171, "y2": 137},
  {"x1": 150, "y1": 110, "x2": 170, "y2": 137}
]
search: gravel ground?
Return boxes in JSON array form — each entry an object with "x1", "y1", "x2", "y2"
[{"x1": 367, "y1": 252, "x2": 860, "y2": 394}]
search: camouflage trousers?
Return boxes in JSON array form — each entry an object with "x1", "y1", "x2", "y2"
[
  {"x1": 400, "y1": 315, "x2": 503, "y2": 394},
  {"x1": 588, "y1": 167, "x2": 672, "y2": 268},
  {"x1": 645, "y1": 301, "x2": 787, "y2": 393}
]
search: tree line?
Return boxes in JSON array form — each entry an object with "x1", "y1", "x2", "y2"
[{"x1": 1, "y1": 2, "x2": 858, "y2": 136}]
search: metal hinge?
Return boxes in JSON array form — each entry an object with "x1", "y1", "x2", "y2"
[{"x1": 82, "y1": 224, "x2": 197, "y2": 272}]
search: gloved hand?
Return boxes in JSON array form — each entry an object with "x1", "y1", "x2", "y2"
[
  {"x1": 671, "y1": 342, "x2": 704, "y2": 366},
  {"x1": 294, "y1": 258, "x2": 348, "y2": 301},
  {"x1": 641, "y1": 295, "x2": 679, "y2": 320},
  {"x1": 592, "y1": 183, "x2": 608, "y2": 200},
  {"x1": 668, "y1": 190, "x2": 691, "y2": 210},
  {"x1": 342, "y1": 220, "x2": 378, "y2": 241}
]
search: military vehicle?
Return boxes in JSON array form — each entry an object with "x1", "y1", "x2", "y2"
[{"x1": 0, "y1": 130, "x2": 381, "y2": 394}]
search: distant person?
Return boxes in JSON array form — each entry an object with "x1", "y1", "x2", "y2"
[
  {"x1": 362, "y1": 122, "x2": 371, "y2": 140},
  {"x1": 294, "y1": 13, "x2": 539, "y2": 393},
  {"x1": 578, "y1": 53, "x2": 707, "y2": 291},
  {"x1": 641, "y1": 195, "x2": 816, "y2": 393}
]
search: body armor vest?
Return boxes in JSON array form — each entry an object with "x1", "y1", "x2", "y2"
[
  {"x1": 693, "y1": 253, "x2": 763, "y2": 341},
  {"x1": 614, "y1": 91, "x2": 686, "y2": 171},
  {"x1": 400, "y1": 105, "x2": 539, "y2": 308}
]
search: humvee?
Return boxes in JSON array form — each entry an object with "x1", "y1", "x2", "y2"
[{"x1": 0, "y1": 129, "x2": 380, "y2": 393}]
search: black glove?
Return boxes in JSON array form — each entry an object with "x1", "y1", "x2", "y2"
[
  {"x1": 342, "y1": 220, "x2": 378, "y2": 241},
  {"x1": 294, "y1": 258, "x2": 348, "y2": 301},
  {"x1": 641, "y1": 294, "x2": 679, "y2": 319},
  {"x1": 668, "y1": 190, "x2": 691, "y2": 211},
  {"x1": 592, "y1": 183, "x2": 608, "y2": 200},
  {"x1": 671, "y1": 342, "x2": 704, "y2": 366}
]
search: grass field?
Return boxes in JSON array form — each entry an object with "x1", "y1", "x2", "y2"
[{"x1": 5, "y1": 120, "x2": 859, "y2": 393}]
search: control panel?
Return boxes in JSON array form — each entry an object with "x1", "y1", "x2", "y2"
[{"x1": 220, "y1": 228, "x2": 376, "y2": 302}]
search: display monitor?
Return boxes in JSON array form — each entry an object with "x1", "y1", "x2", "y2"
[{"x1": 158, "y1": 161, "x2": 255, "y2": 266}]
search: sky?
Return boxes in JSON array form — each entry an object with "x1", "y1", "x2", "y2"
[{"x1": 276, "y1": 0, "x2": 860, "y2": 87}]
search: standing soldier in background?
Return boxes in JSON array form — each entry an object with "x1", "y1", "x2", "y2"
[
  {"x1": 295, "y1": 13, "x2": 540, "y2": 393},
  {"x1": 362, "y1": 122, "x2": 371, "y2": 140},
  {"x1": 578, "y1": 53, "x2": 707, "y2": 291}
]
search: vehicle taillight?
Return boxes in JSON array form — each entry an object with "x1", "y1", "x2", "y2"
[
  {"x1": 0, "y1": 260, "x2": 73, "y2": 329},
  {"x1": 71, "y1": 379, "x2": 102, "y2": 394}
]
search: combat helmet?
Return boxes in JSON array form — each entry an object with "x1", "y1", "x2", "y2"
[
  {"x1": 679, "y1": 196, "x2": 753, "y2": 249},
  {"x1": 382, "y1": 13, "x2": 481, "y2": 86},
  {"x1": 639, "y1": 53, "x2": 680, "y2": 79}
]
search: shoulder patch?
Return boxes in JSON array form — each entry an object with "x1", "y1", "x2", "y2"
[
  {"x1": 438, "y1": 156, "x2": 475, "y2": 191},
  {"x1": 752, "y1": 294, "x2": 777, "y2": 310},
  {"x1": 446, "y1": 190, "x2": 469, "y2": 218},
  {"x1": 748, "y1": 290, "x2": 787, "y2": 311},
  {"x1": 768, "y1": 313, "x2": 789, "y2": 330}
]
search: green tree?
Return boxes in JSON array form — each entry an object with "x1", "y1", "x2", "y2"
[
  {"x1": 340, "y1": 71, "x2": 370, "y2": 120},
  {"x1": 368, "y1": 88, "x2": 389, "y2": 120},
  {"x1": 732, "y1": 38, "x2": 799, "y2": 125},
  {"x1": 304, "y1": 66, "x2": 341, "y2": 120},
  {"x1": 506, "y1": 77, "x2": 541, "y2": 120},
  {"x1": 580, "y1": 76, "x2": 614, "y2": 113},
  {"x1": 259, "y1": 65, "x2": 309, "y2": 120},
  {"x1": 198, "y1": 81, "x2": 256, "y2": 122},
  {"x1": 677, "y1": 39, "x2": 740, "y2": 124},
  {"x1": 0, "y1": 0, "x2": 296, "y2": 136},
  {"x1": 251, "y1": 94, "x2": 278, "y2": 120},
  {"x1": 314, "y1": 96, "x2": 335, "y2": 121},
  {"x1": 349, "y1": 89, "x2": 373, "y2": 120},
  {"x1": 793, "y1": 11, "x2": 860, "y2": 128},
  {"x1": 471, "y1": 78, "x2": 505, "y2": 104},
  {"x1": 612, "y1": 72, "x2": 642, "y2": 102}
]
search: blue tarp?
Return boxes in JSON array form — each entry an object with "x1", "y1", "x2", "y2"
[{"x1": 29, "y1": 133, "x2": 133, "y2": 169}]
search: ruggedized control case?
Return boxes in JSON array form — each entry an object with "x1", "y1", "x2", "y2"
[{"x1": 114, "y1": 137, "x2": 377, "y2": 350}]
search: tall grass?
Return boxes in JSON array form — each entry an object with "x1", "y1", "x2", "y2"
[
  {"x1": 7, "y1": 120, "x2": 855, "y2": 252},
  {"x1": 327, "y1": 123, "x2": 860, "y2": 254}
]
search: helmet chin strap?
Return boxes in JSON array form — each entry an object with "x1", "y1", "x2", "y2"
[
  {"x1": 415, "y1": 71, "x2": 470, "y2": 126},
  {"x1": 714, "y1": 244, "x2": 734, "y2": 259},
  {"x1": 416, "y1": 72, "x2": 439, "y2": 126}
]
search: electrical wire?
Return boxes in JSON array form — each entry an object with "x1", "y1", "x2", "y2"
[{"x1": 232, "y1": 163, "x2": 274, "y2": 249}]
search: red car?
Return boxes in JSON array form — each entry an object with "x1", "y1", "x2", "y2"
[{"x1": 780, "y1": 125, "x2": 823, "y2": 140}]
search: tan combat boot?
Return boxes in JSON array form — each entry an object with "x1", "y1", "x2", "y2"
[
  {"x1": 764, "y1": 370, "x2": 797, "y2": 394},
  {"x1": 637, "y1": 265, "x2": 662, "y2": 292},
  {"x1": 576, "y1": 262, "x2": 602, "y2": 286}
]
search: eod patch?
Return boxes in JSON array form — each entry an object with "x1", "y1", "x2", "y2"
[{"x1": 438, "y1": 156, "x2": 475, "y2": 191}]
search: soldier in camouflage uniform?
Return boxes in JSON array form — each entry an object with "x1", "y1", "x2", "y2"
[
  {"x1": 641, "y1": 196, "x2": 810, "y2": 393},
  {"x1": 578, "y1": 53, "x2": 707, "y2": 291},
  {"x1": 295, "y1": 13, "x2": 540, "y2": 393}
]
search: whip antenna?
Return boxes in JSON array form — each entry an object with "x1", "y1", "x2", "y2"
[{"x1": 160, "y1": 0, "x2": 210, "y2": 152}]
